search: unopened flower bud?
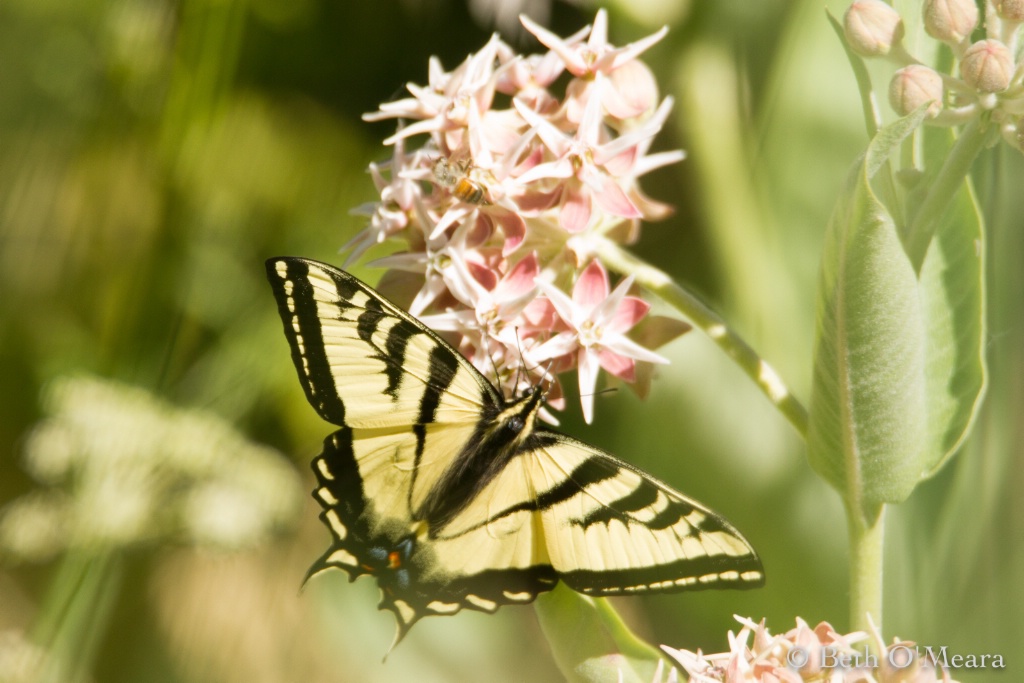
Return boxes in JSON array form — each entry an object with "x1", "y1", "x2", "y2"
[
  {"x1": 889, "y1": 65, "x2": 944, "y2": 117},
  {"x1": 923, "y1": 0, "x2": 978, "y2": 44},
  {"x1": 997, "y1": 0, "x2": 1024, "y2": 22},
  {"x1": 844, "y1": 0, "x2": 905, "y2": 57},
  {"x1": 960, "y1": 39, "x2": 1014, "y2": 93}
]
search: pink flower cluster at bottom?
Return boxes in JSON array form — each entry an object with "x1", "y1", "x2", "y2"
[{"x1": 660, "y1": 616, "x2": 958, "y2": 683}]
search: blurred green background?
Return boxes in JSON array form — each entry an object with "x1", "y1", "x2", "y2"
[{"x1": 1, "y1": 0, "x2": 1020, "y2": 681}]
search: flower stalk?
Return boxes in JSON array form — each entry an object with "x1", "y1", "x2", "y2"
[
  {"x1": 847, "y1": 502, "x2": 885, "y2": 636},
  {"x1": 904, "y1": 117, "x2": 994, "y2": 271},
  {"x1": 593, "y1": 236, "x2": 809, "y2": 438}
]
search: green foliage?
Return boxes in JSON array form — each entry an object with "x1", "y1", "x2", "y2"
[
  {"x1": 808, "y1": 111, "x2": 929, "y2": 511},
  {"x1": 535, "y1": 586, "x2": 664, "y2": 683},
  {"x1": 808, "y1": 109, "x2": 986, "y2": 514},
  {"x1": 916, "y1": 129, "x2": 986, "y2": 475}
]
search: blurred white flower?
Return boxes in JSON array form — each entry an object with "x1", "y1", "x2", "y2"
[
  {"x1": 0, "y1": 375, "x2": 303, "y2": 561},
  {"x1": 0, "y1": 630, "x2": 50, "y2": 683}
]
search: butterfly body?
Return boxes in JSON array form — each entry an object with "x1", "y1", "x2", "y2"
[{"x1": 267, "y1": 257, "x2": 763, "y2": 644}]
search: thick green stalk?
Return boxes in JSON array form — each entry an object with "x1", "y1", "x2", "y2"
[
  {"x1": 594, "y1": 237, "x2": 809, "y2": 438},
  {"x1": 904, "y1": 119, "x2": 992, "y2": 272},
  {"x1": 847, "y1": 503, "x2": 885, "y2": 634}
]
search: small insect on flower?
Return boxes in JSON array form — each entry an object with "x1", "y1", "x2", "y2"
[{"x1": 432, "y1": 156, "x2": 491, "y2": 205}]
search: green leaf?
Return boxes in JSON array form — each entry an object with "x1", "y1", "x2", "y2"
[
  {"x1": 917, "y1": 126, "x2": 986, "y2": 473},
  {"x1": 534, "y1": 585, "x2": 664, "y2": 683},
  {"x1": 807, "y1": 111, "x2": 931, "y2": 513}
]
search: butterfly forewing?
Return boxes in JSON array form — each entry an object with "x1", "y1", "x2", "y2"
[{"x1": 266, "y1": 258, "x2": 497, "y2": 429}]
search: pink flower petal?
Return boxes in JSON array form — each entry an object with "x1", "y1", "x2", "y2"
[
  {"x1": 510, "y1": 144, "x2": 544, "y2": 176},
  {"x1": 515, "y1": 158, "x2": 574, "y2": 187},
  {"x1": 498, "y1": 252, "x2": 539, "y2": 297},
  {"x1": 520, "y1": 296, "x2": 563, "y2": 331},
  {"x1": 513, "y1": 184, "x2": 561, "y2": 213},
  {"x1": 530, "y1": 332, "x2": 578, "y2": 363},
  {"x1": 601, "y1": 24, "x2": 669, "y2": 73},
  {"x1": 602, "y1": 332, "x2": 669, "y2": 365},
  {"x1": 480, "y1": 109, "x2": 526, "y2": 157},
  {"x1": 533, "y1": 281, "x2": 576, "y2": 329},
  {"x1": 559, "y1": 183, "x2": 592, "y2": 233},
  {"x1": 520, "y1": 14, "x2": 591, "y2": 76},
  {"x1": 627, "y1": 186, "x2": 675, "y2": 222},
  {"x1": 586, "y1": 9, "x2": 609, "y2": 53},
  {"x1": 591, "y1": 175, "x2": 641, "y2": 219},
  {"x1": 513, "y1": 98, "x2": 571, "y2": 158},
  {"x1": 601, "y1": 145, "x2": 638, "y2": 178},
  {"x1": 597, "y1": 349, "x2": 635, "y2": 382},
  {"x1": 604, "y1": 60, "x2": 658, "y2": 119},
  {"x1": 466, "y1": 260, "x2": 498, "y2": 290},
  {"x1": 577, "y1": 76, "x2": 606, "y2": 148},
  {"x1": 608, "y1": 296, "x2": 650, "y2": 333},
  {"x1": 487, "y1": 208, "x2": 527, "y2": 255},
  {"x1": 573, "y1": 260, "x2": 610, "y2": 308}
]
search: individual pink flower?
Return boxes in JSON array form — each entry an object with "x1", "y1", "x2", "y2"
[
  {"x1": 344, "y1": 135, "x2": 427, "y2": 264},
  {"x1": 520, "y1": 9, "x2": 667, "y2": 120},
  {"x1": 365, "y1": 34, "x2": 512, "y2": 155},
  {"x1": 420, "y1": 251, "x2": 539, "y2": 343},
  {"x1": 370, "y1": 209, "x2": 493, "y2": 316},
  {"x1": 513, "y1": 77, "x2": 664, "y2": 232},
  {"x1": 533, "y1": 260, "x2": 667, "y2": 423}
]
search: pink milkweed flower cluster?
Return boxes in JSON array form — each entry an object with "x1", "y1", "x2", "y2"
[
  {"x1": 660, "y1": 615, "x2": 958, "y2": 683},
  {"x1": 348, "y1": 10, "x2": 689, "y2": 423}
]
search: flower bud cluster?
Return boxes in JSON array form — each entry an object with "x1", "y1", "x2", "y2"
[
  {"x1": 843, "y1": 0, "x2": 1024, "y2": 150},
  {"x1": 351, "y1": 11, "x2": 689, "y2": 423}
]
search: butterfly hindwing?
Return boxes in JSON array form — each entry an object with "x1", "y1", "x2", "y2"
[
  {"x1": 266, "y1": 257, "x2": 764, "y2": 645},
  {"x1": 523, "y1": 433, "x2": 764, "y2": 594},
  {"x1": 310, "y1": 428, "x2": 558, "y2": 642}
]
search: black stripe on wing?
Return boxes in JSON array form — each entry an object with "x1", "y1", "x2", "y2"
[
  {"x1": 266, "y1": 258, "x2": 347, "y2": 425},
  {"x1": 267, "y1": 257, "x2": 504, "y2": 428},
  {"x1": 430, "y1": 436, "x2": 620, "y2": 539},
  {"x1": 561, "y1": 551, "x2": 765, "y2": 595}
]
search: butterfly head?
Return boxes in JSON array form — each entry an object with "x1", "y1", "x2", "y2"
[{"x1": 494, "y1": 383, "x2": 545, "y2": 446}]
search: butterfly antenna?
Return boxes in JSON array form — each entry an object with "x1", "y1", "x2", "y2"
[
  {"x1": 512, "y1": 328, "x2": 551, "y2": 398},
  {"x1": 479, "y1": 332, "x2": 505, "y2": 398},
  {"x1": 581, "y1": 386, "x2": 619, "y2": 400},
  {"x1": 512, "y1": 328, "x2": 526, "y2": 394}
]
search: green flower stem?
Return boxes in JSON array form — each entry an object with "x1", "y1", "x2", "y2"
[
  {"x1": 847, "y1": 503, "x2": 885, "y2": 635},
  {"x1": 904, "y1": 118, "x2": 992, "y2": 273},
  {"x1": 594, "y1": 237, "x2": 809, "y2": 438}
]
